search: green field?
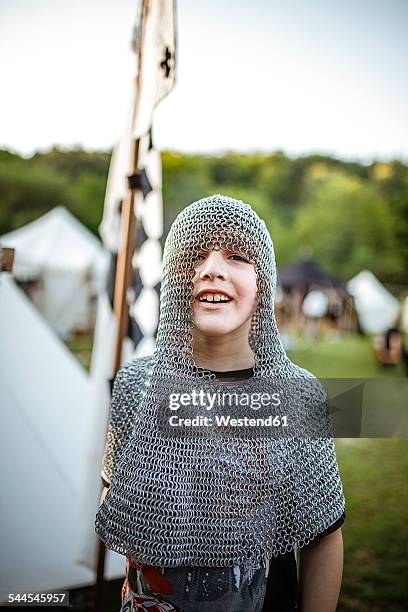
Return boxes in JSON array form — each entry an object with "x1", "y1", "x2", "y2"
[
  {"x1": 287, "y1": 335, "x2": 407, "y2": 610},
  {"x1": 287, "y1": 333, "x2": 406, "y2": 378},
  {"x1": 65, "y1": 332, "x2": 93, "y2": 371},
  {"x1": 335, "y1": 439, "x2": 408, "y2": 611}
]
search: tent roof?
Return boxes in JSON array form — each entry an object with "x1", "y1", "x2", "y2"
[
  {"x1": 0, "y1": 206, "x2": 108, "y2": 281},
  {"x1": 278, "y1": 258, "x2": 343, "y2": 289}
]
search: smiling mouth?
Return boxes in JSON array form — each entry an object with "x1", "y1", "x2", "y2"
[{"x1": 198, "y1": 295, "x2": 232, "y2": 304}]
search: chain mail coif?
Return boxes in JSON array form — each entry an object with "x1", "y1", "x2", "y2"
[{"x1": 95, "y1": 194, "x2": 345, "y2": 568}]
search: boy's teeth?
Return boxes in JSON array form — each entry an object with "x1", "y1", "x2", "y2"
[{"x1": 199, "y1": 293, "x2": 231, "y2": 302}]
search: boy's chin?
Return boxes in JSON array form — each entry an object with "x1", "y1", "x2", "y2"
[{"x1": 193, "y1": 319, "x2": 240, "y2": 337}]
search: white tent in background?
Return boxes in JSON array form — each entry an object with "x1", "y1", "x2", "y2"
[
  {"x1": 0, "y1": 274, "x2": 124, "y2": 602},
  {"x1": 347, "y1": 270, "x2": 400, "y2": 334},
  {"x1": 302, "y1": 290, "x2": 329, "y2": 318},
  {"x1": 0, "y1": 207, "x2": 109, "y2": 338}
]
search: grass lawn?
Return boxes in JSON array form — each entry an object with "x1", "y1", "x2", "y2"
[
  {"x1": 335, "y1": 439, "x2": 408, "y2": 611},
  {"x1": 289, "y1": 335, "x2": 407, "y2": 609},
  {"x1": 287, "y1": 333, "x2": 406, "y2": 378},
  {"x1": 65, "y1": 332, "x2": 93, "y2": 371}
]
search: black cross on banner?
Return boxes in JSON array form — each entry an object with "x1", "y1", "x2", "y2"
[{"x1": 160, "y1": 46, "x2": 173, "y2": 78}]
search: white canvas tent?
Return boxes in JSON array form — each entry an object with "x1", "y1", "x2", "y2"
[
  {"x1": 347, "y1": 270, "x2": 400, "y2": 334},
  {"x1": 0, "y1": 207, "x2": 109, "y2": 338},
  {"x1": 0, "y1": 274, "x2": 124, "y2": 602}
]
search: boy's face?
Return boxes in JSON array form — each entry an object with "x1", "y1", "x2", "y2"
[{"x1": 192, "y1": 247, "x2": 258, "y2": 337}]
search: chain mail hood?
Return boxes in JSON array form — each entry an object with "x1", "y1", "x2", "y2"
[{"x1": 95, "y1": 194, "x2": 345, "y2": 568}]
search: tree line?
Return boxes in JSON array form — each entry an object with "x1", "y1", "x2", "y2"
[{"x1": 0, "y1": 146, "x2": 407, "y2": 284}]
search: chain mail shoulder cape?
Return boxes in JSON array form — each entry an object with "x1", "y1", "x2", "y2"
[{"x1": 95, "y1": 194, "x2": 345, "y2": 569}]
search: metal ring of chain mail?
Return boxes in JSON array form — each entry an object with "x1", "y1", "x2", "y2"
[{"x1": 95, "y1": 194, "x2": 345, "y2": 570}]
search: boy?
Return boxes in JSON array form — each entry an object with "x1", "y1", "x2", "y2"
[{"x1": 96, "y1": 194, "x2": 345, "y2": 611}]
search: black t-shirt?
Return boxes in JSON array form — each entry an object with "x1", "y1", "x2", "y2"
[{"x1": 208, "y1": 366, "x2": 345, "y2": 611}]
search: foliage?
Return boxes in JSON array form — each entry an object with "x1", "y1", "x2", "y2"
[
  {"x1": 0, "y1": 160, "x2": 71, "y2": 234},
  {"x1": 0, "y1": 147, "x2": 109, "y2": 238},
  {"x1": 293, "y1": 171, "x2": 403, "y2": 281},
  {"x1": 0, "y1": 146, "x2": 407, "y2": 284}
]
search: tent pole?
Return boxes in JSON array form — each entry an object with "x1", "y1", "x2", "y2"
[{"x1": 93, "y1": 137, "x2": 140, "y2": 611}]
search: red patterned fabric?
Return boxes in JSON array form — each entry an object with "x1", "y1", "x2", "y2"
[
  {"x1": 121, "y1": 559, "x2": 178, "y2": 612},
  {"x1": 120, "y1": 591, "x2": 178, "y2": 611},
  {"x1": 126, "y1": 559, "x2": 174, "y2": 594}
]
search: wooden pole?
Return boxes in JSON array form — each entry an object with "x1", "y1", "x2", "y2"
[
  {"x1": 93, "y1": 137, "x2": 141, "y2": 611},
  {"x1": 0, "y1": 247, "x2": 15, "y2": 272},
  {"x1": 112, "y1": 137, "x2": 140, "y2": 372}
]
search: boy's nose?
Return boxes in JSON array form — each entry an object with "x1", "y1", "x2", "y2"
[{"x1": 199, "y1": 250, "x2": 228, "y2": 280}]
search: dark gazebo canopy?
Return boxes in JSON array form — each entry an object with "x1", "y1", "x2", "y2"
[{"x1": 277, "y1": 258, "x2": 344, "y2": 290}]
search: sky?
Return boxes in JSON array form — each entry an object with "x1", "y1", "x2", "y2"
[{"x1": 0, "y1": 0, "x2": 407, "y2": 161}]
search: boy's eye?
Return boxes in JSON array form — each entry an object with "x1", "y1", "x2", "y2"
[
  {"x1": 229, "y1": 254, "x2": 248, "y2": 262},
  {"x1": 193, "y1": 252, "x2": 249, "y2": 263}
]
